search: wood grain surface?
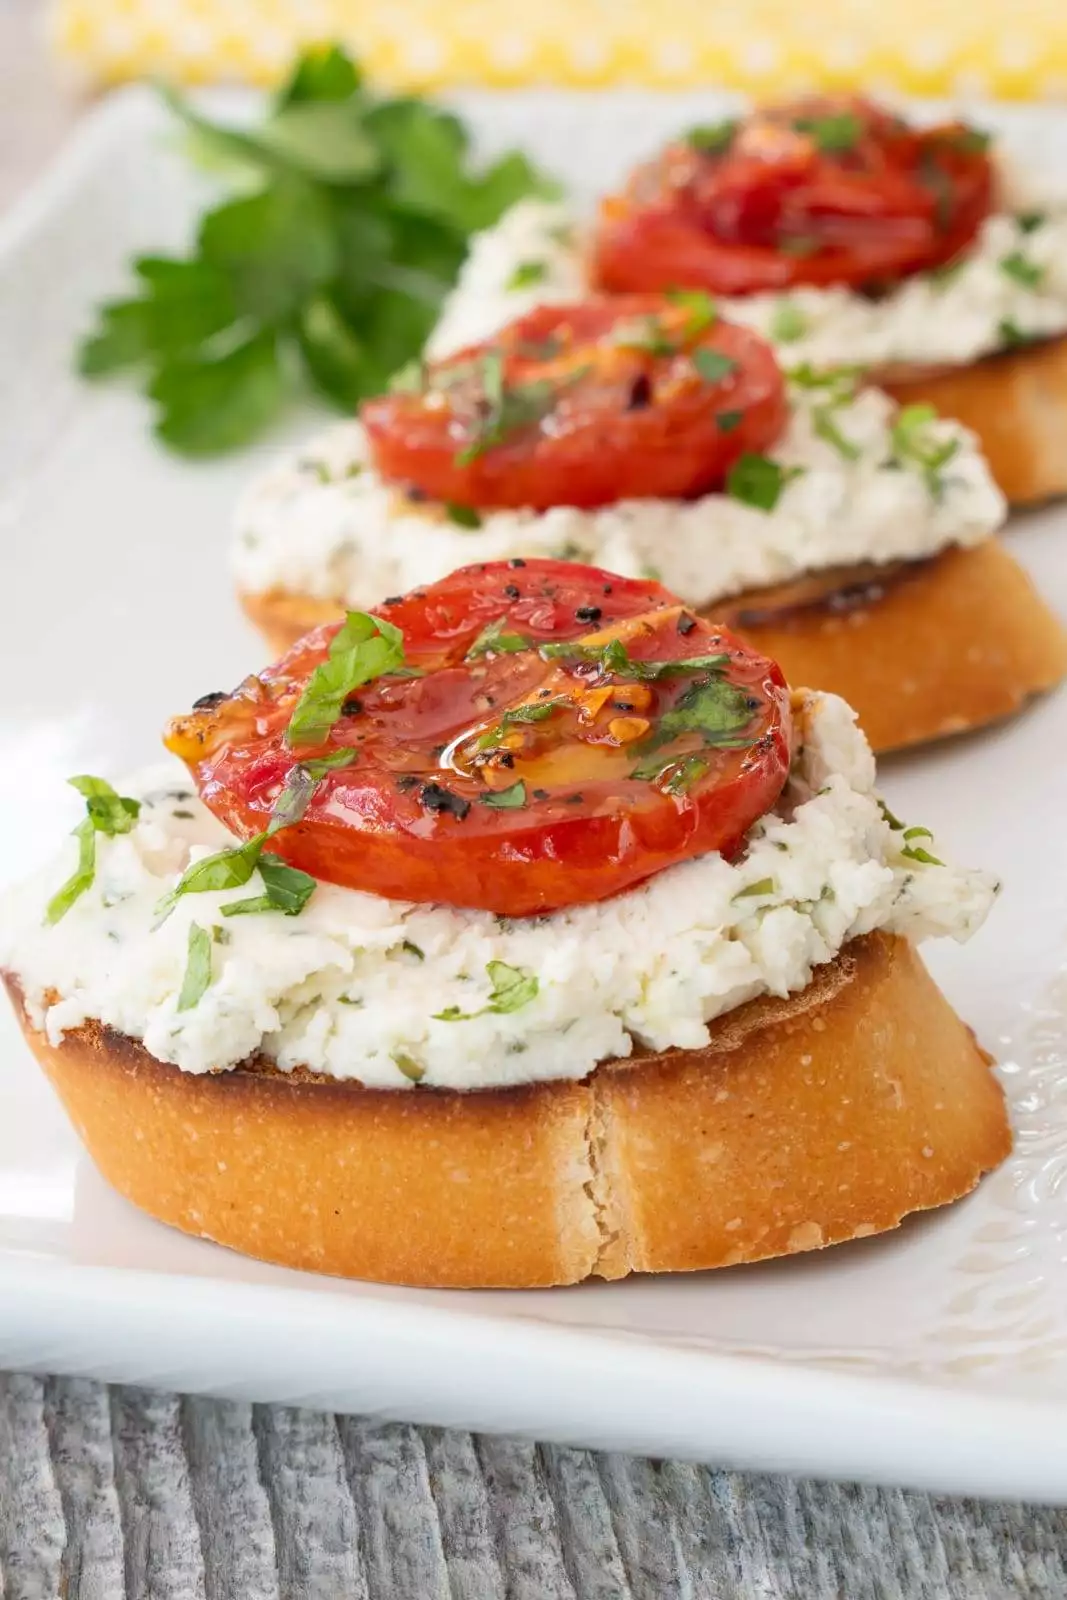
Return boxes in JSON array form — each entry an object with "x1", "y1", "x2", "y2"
[
  {"x1": 3, "y1": 1373, "x2": 1067, "y2": 1599},
  {"x1": 2, "y1": 9, "x2": 1067, "y2": 1594}
]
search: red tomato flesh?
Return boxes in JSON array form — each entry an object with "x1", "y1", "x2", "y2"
[
  {"x1": 593, "y1": 96, "x2": 994, "y2": 297},
  {"x1": 165, "y1": 562, "x2": 793, "y2": 917},
  {"x1": 361, "y1": 298, "x2": 786, "y2": 511}
]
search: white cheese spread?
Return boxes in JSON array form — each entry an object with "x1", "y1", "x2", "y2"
[
  {"x1": 428, "y1": 195, "x2": 1067, "y2": 371},
  {"x1": 231, "y1": 386, "x2": 1003, "y2": 611},
  {"x1": 0, "y1": 694, "x2": 998, "y2": 1092}
]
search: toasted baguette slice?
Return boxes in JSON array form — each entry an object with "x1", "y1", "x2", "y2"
[
  {"x1": 5, "y1": 933, "x2": 1009, "y2": 1288},
  {"x1": 717, "y1": 540, "x2": 1067, "y2": 754},
  {"x1": 878, "y1": 336, "x2": 1067, "y2": 508}
]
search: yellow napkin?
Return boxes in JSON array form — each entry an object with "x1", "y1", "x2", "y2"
[{"x1": 53, "y1": 0, "x2": 1067, "y2": 98}]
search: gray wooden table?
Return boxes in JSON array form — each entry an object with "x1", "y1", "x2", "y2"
[
  {"x1": 3, "y1": 5, "x2": 1067, "y2": 1593},
  {"x1": 3, "y1": 1372, "x2": 1067, "y2": 1599}
]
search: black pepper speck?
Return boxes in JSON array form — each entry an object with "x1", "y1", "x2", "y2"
[
  {"x1": 343, "y1": 697, "x2": 363, "y2": 716},
  {"x1": 503, "y1": 584, "x2": 521, "y2": 600},
  {"x1": 575, "y1": 605, "x2": 602, "y2": 623},
  {"x1": 508, "y1": 558, "x2": 527, "y2": 568},
  {"x1": 383, "y1": 595, "x2": 403, "y2": 606},
  {"x1": 419, "y1": 783, "x2": 471, "y2": 820}
]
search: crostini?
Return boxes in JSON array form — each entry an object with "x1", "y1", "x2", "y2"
[
  {"x1": 430, "y1": 99, "x2": 1067, "y2": 507},
  {"x1": 233, "y1": 297, "x2": 1067, "y2": 754},
  {"x1": 1, "y1": 561, "x2": 1009, "y2": 1287}
]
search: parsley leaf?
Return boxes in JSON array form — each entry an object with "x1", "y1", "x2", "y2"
[
  {"x1": 999, "y1": 250, "x2": 1044, "y2": 289},
  {"x1": 716, "y1": 410, "x2": 742, "y2": 433},
  {"x1": 478, "y1": 781, "x2": 528, "y2": 809},
  {"x1": 1017, "y1": 211, "x2": 1047, "y2": 235},
  {"x1": 794, "y1": 112, "x2": 862, "y2": 152},
  {"x1": 693, "y1": 349, "x2": 738, "y2": 384},
  {"x1": 444, "y1": 502, "x2": 483, "y2": 528},
  {"x1": 998, "y1": 317, "x2": 1036, "y2": 349},
  {"x1": 507, "y1": 260, "x2": 549, "y2": 290},
  {"x1": 177, "y1": 923, "x2": 213, "y2": 1012},
  {"x1": 813, "y1": 404, "x2": 861, "y2": 460},
  {"x1": 684, "y1": 120, "x2": 738, "y2": 154},
  {"x1": 610, "y1": 315, "x2": 676, "y2": 355},
  {"x1": 655, "y1": 677, "x2": 757, "y2": 745},
  {"x1": 726, "y1": 453, "x2": 799, "y2": 511},
  {"x1": 287, "y1": 611, "x2": 404, "y2": 746},
  {"x1": 220, "y1": 854, "x2": 318, "y2": 917},
  {"x1": 465, "y1": 619, "x2": 532, "y2": 658},
  {"x1": 434, "y1": 960, "x2": 539, "y2": 1021},
  {"x1": 665, "y1": 289, "x2": 718, "y2": 336},
  {"x1": 76, "y1": 46, "x2": 554, "y2": 454},
  {"x1": 455, "y1": 355, "x2": 556, "y2": 462},
  {"x1": 890, "y1": 404, "x2": 960, "y2": 493},
  {"x1": 770, "y1": 300, "x2": 808, "y2": 343},
  {"x1": 45, "y1": 776, "x2": 143, "y2": 924}
]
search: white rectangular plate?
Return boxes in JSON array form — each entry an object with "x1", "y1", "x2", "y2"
[{"x1": 3, "y1": 86, "x2": 1067, "y2": 1501}]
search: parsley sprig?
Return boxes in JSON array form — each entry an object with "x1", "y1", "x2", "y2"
[
  {"x1": 77, "y1": 45, "x2": 554, "y2": 454},
  {"x1": 287, "y1": 610, "x2": 404, "y2": 746},
  {"x1": 45, "y1": 776, "x2": 142, "y2": 924},
  {"x1": 434, "y1": 960, "x2": 539, "y2": 1021}
]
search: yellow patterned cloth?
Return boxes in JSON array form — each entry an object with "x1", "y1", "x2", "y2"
[{"x1": 52, "y1": 0, "x2": 1067, "y2": 99}]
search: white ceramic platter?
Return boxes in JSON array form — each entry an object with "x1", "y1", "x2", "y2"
[{"x1": 2, "y1": 85, "x2": 1067, "y2": 1500}]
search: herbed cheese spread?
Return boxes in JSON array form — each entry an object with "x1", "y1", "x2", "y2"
[
  {"x1": 0, "y1": 694, "x2": 998, "y2": 1093},
  {"x1": 428, "y1": 195, "x2": 1067, "y2": 371},
  {"x1": 231, "y1": 383, "x2": 1003, "y2": 611}
]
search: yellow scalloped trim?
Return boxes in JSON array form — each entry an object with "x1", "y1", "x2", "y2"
[{"x1": 51, "y1": 0, "x2": 1067, "y2": 99}]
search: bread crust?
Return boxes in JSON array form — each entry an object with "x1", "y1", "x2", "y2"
[
  {"x1": 877, "y1": 336, "x2": 1067, "y2": 508},
  {"x1": 4, "y1": 933, "x2": 1010, "y2": 1288},
  {"x1": 717, "y1": 540, "x2": 1067, "y2": 754}
]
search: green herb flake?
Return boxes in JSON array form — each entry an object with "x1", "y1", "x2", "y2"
[
  {"x1": 726, "y1": 452, "x2": 799, "y2": 512},
  {"x1": 999, "y1": 250, "x2": 1044, "y2": 290},
  {"x1": 444, "y1": 502, "x2": 483, "y2": 529},
  {"x1": 684, "y1": 119, "x2": 738, "y2": 155},
  {"x1": 692, "y1": 348, "x2": 738, "y2": 384},
  {"x1": 813, "y1": 404, "x2": 861, "y2": 461},
  {"x1": 478, "y1": 780, "x2": 528, "y2": 809},
  {"x1": 770, "y1": 300, "x2": 808, "y2": 343},
  {"x1": 220, "y1": 854, "x2": 318, "y2": 918},
  {"x1": 786, "y1": 362, "x2": 861, "y2": 396},
  {"x1": 177, "y1": 922, "x2": 213, "y2": 1011},
  {"x1": 716, "y1": 409, "x2": 742, "y2": 433},
  {"x1": 506, "y1": 260, "x2": 549, "y2": 291},
  {"x1": 401, "y1": 939, "x2": 425, "y2": 960},
  {"x1": 45, "y1": 776, "x2": 144, "y2": 924},
  {"x1": 890, "y1": 403, "x2": 960, "y2": 494},
  {"x1": 878, "y1": 799, "x2": 905, "y2": 831},
  {"x1": 610, "y1": 315, "x2": 676, "y2": 356},
  {"x1": 733, "y1": 877, "x2": 776, "y2": 900},
  {"x1": 286, "y1": 610, "x2": 404, "y2": 747},
  {"x1": 392, "y1": 1050, "x2": 425, "y2": 1082},
  {"x1": 665, "y1": 288, "x2": 718, "y2": 336},
  {"x1": 940, "y1": 125, "x2": 991, "y2": 155},
  {"x1": 1018, "y1": 211, "x2": 1047, "y2": 235},
  {"x1": 998, "y1": 317, "x2": 1036, "y2": 349},
  {"x1": 434, "y1": 959, "x2": 540, "y2": 1021},
  {"x1": 661, "y1": 755, "x2": 709, "y2": 794},
  {"x1": 455, "y1": 354, "x2": 556, "y2": 463},
  {"x1": 901, "y1": 842, "x2": 945, "y2": 867},
  {"x1": 793, "y1": 111, "x2": 863, "y2": 152},
  {"x1": 465, "y1": 618, "x2": 532, "y2": 659}
]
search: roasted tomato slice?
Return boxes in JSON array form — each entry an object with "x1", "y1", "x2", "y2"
[
  {"x1": 593, "y1": 96, "x2": 994, "y2": 296},
  {"x1": 166, "y1": 561, "x2": 793, "y2": 917},
  {"x1": 361, "y1": 297, "x2": 786, "y2": 511}
]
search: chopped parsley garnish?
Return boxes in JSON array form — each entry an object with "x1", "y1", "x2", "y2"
[
  {"x1": 401, "y1": 939, "x2": 425, "y2": 960},
  {"x1": 631, "y1": 754, "x2": 709, "y2": 793},
  {"x1": 454, "y1": 353, "x2": 557, "y2": 463},
  {"x1": 45, "y1": 776, "x2": 142, "y2": 924},
  {"x1": 610, "y1": 315, "x2": 676, "y2": 356},
  {"x1": 890, "y1": 403, "x2": 959, "y2": 494},
  {"x1": 177, "y1": 923, "x2": 213, "y2": 1011},
  {"x1": 654, "y1": 677, "x2": 756, "y2": 746},
  {"x1": 786, "y1": 362, "x2": 860, "y2": 397},
  {"x1": 813, "y1": 404, "x2": 861, "y2": 461},
  {"x1": 999, "y1": 250, "x2": 1044, "y2": 290},
  {"x1": 220, "y1": 856, "x2": 317, "y2": 917},
  {"x1": 76, "y1": 47, "x2": 553, "y2": 455},
  {"x1": 506, "y1": 260, "x2": 549, "y2": 290},
  {"x1": 445, "y1": 502, "x2": 483, "y2": 528},
  {"x1": 878, "y1": 798, "x2": 905, "y2": 831},
  {"x1": 684, "y1": 119, "x2": 738, "y2": 155},
  {"x1": 927, "y1": 258, "x2": 966, "y2": 288},
  {"x1": 939, "y1": 125, "x2": 991, "y2": 155},
  {"x1": 465, "y1": 618, "x2": 532, "y2": 658},
  {"x1": 793, "y1": 111, "x2": 862, "y2": 152},
  {"x1": 477, "y1": 699, "x2": 567, "y2": 748},
  {"x1": 434, "y1": 960, "x2": 539, "y2": 1021},
  {"x1": 726, "y1": 452, "x2": 799, "y2": 512},
  {"x1": 770, "y1": 301, "x2": 808, "y2": 343},
  {"x1": 716, "y1": 410, "x2": 742, "y2": 433},
  {"x1": 539, "y1": 637, "x2": 727, "y2": 681},
  {"x1": 392, "y1": 1050, "x2": 425, "y2": 1082},
  {"x1": 478, "y1": 780, "x2": 527, "y2": 809},
  {"x1": 692, "y1": 349, "x2": 738, "y2": 384},
  {"x1": 1018, "y1": 211, "x2": 1047, "y2": 235},
  {"x1": 665, "y1": 288, "x2": 718, "y2": 336},
  {"x1": 733, "y1": 877, "x2": 776, "y2": 900},
  {"x1": 901, "y1": 841, "x2": 945, "y2": 866},
  {"x1": 286, "y1": 610, "x2": 404, "y2": 747},
  {"x1": 997, "y1": 317, "x2": 1036, "y2": 349}
]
